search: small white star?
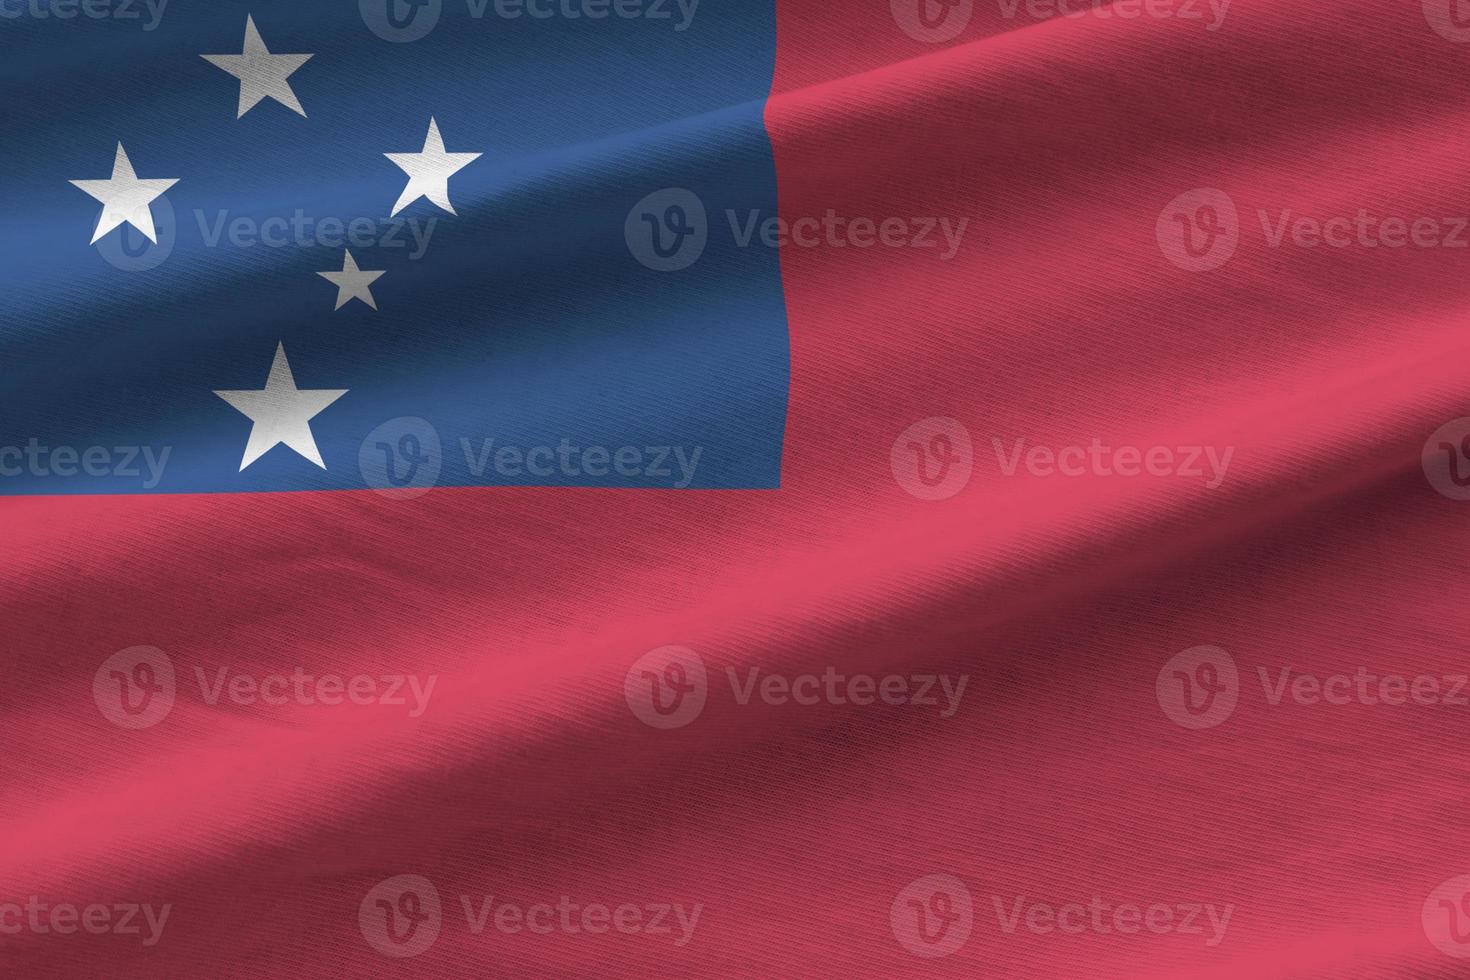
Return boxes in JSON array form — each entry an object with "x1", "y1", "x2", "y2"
[
  {"x1": 385, "y1": 117, "x2": 482, "y2": 217},
  {"x1": 202, "y1": 15, "x2": 313, "y2": 118},
  {"x1": 214, "y1": 343, "x2": 348, "y2": 471},
  {"x1": 69, "y1": 143, "x2": 179, "y2": 245},
  {"x1": 318, "y1": 250, "x2": 385, "y2": 310}
]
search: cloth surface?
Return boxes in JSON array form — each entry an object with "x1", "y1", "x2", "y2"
[{"x1": 5, "y1": 0, "x2": 1470, "y2": 976}]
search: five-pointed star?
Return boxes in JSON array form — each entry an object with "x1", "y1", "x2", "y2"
[
  {"x1": 385, "y1": 117, "x2": 482, "y2": 217},
  {"x1": 214, "y1": 343, "x2": 348, "y2": 471},
  {"x1": 68, "y1": 143, "x2": 179, "y2": 245},
  {"x1": 318, "y1": 250, "x2": 385, "y2": 310},
  {"x1": 202, "y1": 15, "x2": 313, "y2": 118}
]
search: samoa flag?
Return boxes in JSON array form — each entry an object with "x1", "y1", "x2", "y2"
[{"x1": 7, "y1": 0, "x2": 1470, "y2": 975}]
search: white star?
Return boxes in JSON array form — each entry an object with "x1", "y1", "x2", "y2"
[
  {"x1": 385, "y1": 117, "x2": 482, "y2": 217},
  {"x1": 69, "y1": 143, "x2": 179, "y2": 245},
  {"x1": 318, "y1": 250, "x2": 385, "y2": 310},
  {"x1": 214, "y1": 344, "x2": 348, "y2": 471},
  {"x1": 202, "y1": 15, "x2": 313, "y2": 118}
]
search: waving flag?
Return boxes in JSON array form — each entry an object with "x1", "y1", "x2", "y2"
[{"x1": 6, "y1": 0, "x2": 1470, "y2": 975}]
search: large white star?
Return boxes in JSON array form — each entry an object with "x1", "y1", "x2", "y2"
[
  {"x1": 68, "y1": 144, "x2": 179, "y2": 245},
  {"x1": 214, "y1": 344, "x2": 348, "y2": 471},
  {"x1": 202, "y1": 15, "x2": 313, "y2": 118},
  {"x1": 385, "y1": 117, "x2": 482, "y2": 217},
  {"x1": 318, "y1": 250, "x2": 385, "y2": 310}
]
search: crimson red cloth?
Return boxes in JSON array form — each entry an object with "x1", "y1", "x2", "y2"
[{"x1": 10, "y1": 0, "x2": 1470, "y2": 975}]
